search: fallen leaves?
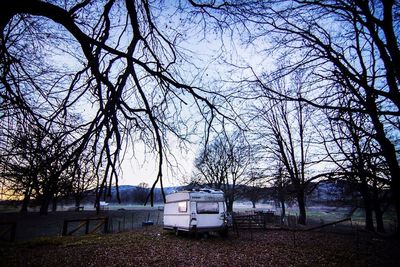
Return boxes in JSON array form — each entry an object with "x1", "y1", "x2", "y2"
[{"x1": 1, "y1": 227, "x2": 399, "y2": 266}]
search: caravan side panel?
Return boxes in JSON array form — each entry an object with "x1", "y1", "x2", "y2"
[
  {"x1": 163, "y1": 193, "x2": 191, "y2": 230},
  {"x1": 194, "y1": 201, "x2": 226, "y2": 230},
  {"x1": 163, "y1": 190, "x2": 228, "y2": 233}
]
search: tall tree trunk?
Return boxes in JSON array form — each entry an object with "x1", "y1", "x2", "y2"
[
  {"x1": 280, "y1": 199, "x2": 286, "y2": 224},
  {"x1": 75, "y1": 195, "x2": 82, "y2": 208},
  {"x1": 376, "y1": 139, "x2": 400, "y2": 234},
  {"x1": 391, "y1": 172, "x2": 400, "y2": 236},
  {"x1": 297, "y1": 190, "x2": 306, "y2": 225},
  {"x1": 95, "y1": 198, "x2": 100, "y2": 214},
  {"x1": 361, "y1": 191, "x2": 375, "y2": 231},
  {"x1": 372, "y1": 179, "x2": 385, "y2": 233},
  {"x1": 365, "y1": 93, "x2": 400, "y2": 234},
  {"x1": 39, "y1": 183, "x2": 54, "y2": 215},
  {"x1": 51, "y1": 196, "x2": 57, "y2": 212},
  {"x1": 20, "y1": 187, "x2": 32, "y2": 212},
  {"x1": 226, "y1": 196, "x2": 234, "y2": 212},
  {"x1": 359, "y1": 178, "x2": 375, "y2": 232},
  {"x1": 374, "y1": 202, "x2": 385, "y2": 233},
  {"x1": 39, "y1": 196, "x2": 50, "y2": 215}
]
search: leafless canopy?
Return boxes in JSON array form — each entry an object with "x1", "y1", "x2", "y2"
[
  {"x1": 0, "y1": 0, "x2": 226, "y2": 206},
  {"x1": 185, "y1": 0, "x2": 400, "y2": 230}
]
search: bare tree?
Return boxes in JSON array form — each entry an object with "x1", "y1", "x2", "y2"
[
  {"x1": 70, "y1": 153, "x2": 100, "y2": 209},
  {"x1": 272, "y1": 165, "x2": 293, "y2": 223},
  {"x1": 0, "y1": 119, "x2": 73, "y2": 214},
  {"x1": 194, "y1": 130, "x2": 251, "y2": 212},
  {"x1": 134, "y1": 182, "x2": 150, "y2": 204},
  {"x1": 187, "y1": 0, "x2": 400, "y2": 231},
  {"x1": 0, "y1": 0, "x2": 231, "y2": 207},
  {"x1": 250, "y1": 71, "x2": 328, "y2": 225},
  {"x1": 322, "y1": 106, "x2": 390, "y2": 232},
  {"x1": 241, "y1": 171, "x2": 266, "y2": 209},
  {"x1": 0, "y1": 121, "x2": 40, "y2": 212}
]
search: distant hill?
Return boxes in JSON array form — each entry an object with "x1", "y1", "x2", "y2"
[
  {"x1": 103, "y1": 181, "x2": 355, "y2": 204},
  {"x1": 103, "y1": 185, "x2": 184, "y2": 203},
  {"x1": 0, "y1": 181, "x2": 358, "y2": 208}
]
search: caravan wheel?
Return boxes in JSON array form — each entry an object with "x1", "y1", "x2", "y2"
[{"x1": 202, "y1": 232, "x2": 209, "y2": 239}]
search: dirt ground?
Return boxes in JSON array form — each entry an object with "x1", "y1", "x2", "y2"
[{"x1": 1, "y1": 226, "x2": 399, "y2": 267}]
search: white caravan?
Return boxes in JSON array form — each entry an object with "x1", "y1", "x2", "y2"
[{"x1": 163, "y1": 189, "x2": 229, "y2": 235}]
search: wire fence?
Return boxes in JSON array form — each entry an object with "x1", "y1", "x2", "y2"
[{"x1": 0, "y1": 209, "x2": 164, "y2": 241}]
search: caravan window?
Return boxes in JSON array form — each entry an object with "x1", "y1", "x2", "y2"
[
  {"x1": 197, "y1": 202, "x2": 219, "y2": 214},
  {"x1": 178, "y1": 201, "x2": 187, "y2": 212}
]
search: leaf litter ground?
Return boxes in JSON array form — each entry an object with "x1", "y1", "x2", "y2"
[{"x1": 1, "y1": 226, "x2": 399, "y2": 266}]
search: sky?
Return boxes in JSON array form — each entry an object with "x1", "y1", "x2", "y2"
[
  {"x1": 118, "y1": 141, "x2": 198, "y2": 187},
  {"x1": 114, "y1": 4, "x2": 266, "y2": 187},
  {"x1": 6, "y1": 1, "x2": 269, "y2": 189}
]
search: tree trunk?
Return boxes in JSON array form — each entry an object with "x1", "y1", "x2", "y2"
[
  {"x1": 297, "y1": 191, "x2": 306, "y2": 225},
  {"x1": 39, "y1": 197, "x2": 50, "y2": 215},
  {"x1": 75, "y1": 195, "x2": 81, "y2": 208},
  {"x1": 365, "y1": 94, "x2": 400, "y2": 234},
  {"x1": 39, "y1": 190, "x2": 53, "y2": 215},
  {"x1": 359, "y1": 180, "x2": 375, "y2": 232},
  {"x1": 95, "y1": 198, "x2": 100, "y2": 214},
  {"x1": 363, "y1": 197, "x2": 375, "y2": 232},
  {"x1": 372, "y1": 179, "x2": 385, "y2": 233},
  {"x1": 226, "y1": 198, "x2": 234, "y2": 213},
  {"x1": 391, "y1": 173, "x2": 400, "y2": 236},
  {"x1": 280, "y1": 199, "x2": 286, "y2": 224},
  {"x1": 51, "y1": 197, "x2": 57, "y2": 212},
  {"x1": 20, "y1": 187, "x2": 32, "y2": 212},
  {"x1": 374, "y1": 204, "x2": 385, "y2": 233}
]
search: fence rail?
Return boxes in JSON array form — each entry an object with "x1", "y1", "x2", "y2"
[
  {"x1": 62, "y1": 217, "x2": 109, "y2": 236},
  {"x1": 233, "y1": 215, "x2": 266, "y2": 230},
  {"x1": 305, "y1": 217, "x2": 352, "y2": 232},
  {"x1": 232, "y1": 212, "x2": 277, "y2": 230}
]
